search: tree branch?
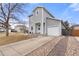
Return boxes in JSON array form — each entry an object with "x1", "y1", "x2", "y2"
[
  {"x1": 0, "y1": 4, "x2": 6, "y2": 20},
  {"x1": 0, "y1": 19, "x2": 5, "y2": 23}
]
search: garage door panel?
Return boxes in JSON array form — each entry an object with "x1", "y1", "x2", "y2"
[{"x1": 47, "y1": 26, "x2": 60, "y2": 36}]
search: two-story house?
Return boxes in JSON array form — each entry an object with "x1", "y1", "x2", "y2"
[{"x1": 29, "y1": 7, "x2": 69, "y2": 36}]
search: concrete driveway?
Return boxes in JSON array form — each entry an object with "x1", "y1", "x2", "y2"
[
  {"x1": 0, "y1": 36, "x2": 57, "y2": 56},
  {"x1": 0, "y1": 36, "x2": 79, "y2": 56}
]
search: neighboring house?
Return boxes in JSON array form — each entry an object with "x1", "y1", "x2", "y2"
[
  {"x1": 9, "y1": 19, "x2": 29, "y2": 33},
  {"x1": 29, "y1": 7, "x2": 69, "y2": 36},
  {"x1": 0, "y1": 27, "x2": 11, "y2": 33},
  {"x1": 71, "y1": 25, "x2": 79, "y2": 36},
  {"x1": 0, "y1": 27, "x2": 6, "y2": 32},
  {"x1": 0, "y1": 24, "x2": 5, "y2": 32},
  {"x1": 15, "y1": 24, "x2": 28, "y2": 33},
  {"x1": 0, "y1": 24, "x2": 11, "y2": 32},
  {"x1": 0, "y1": 19, "x2": 14, "y2": 33}
]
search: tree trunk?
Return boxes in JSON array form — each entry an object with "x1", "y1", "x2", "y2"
[
  {"x1": 6, "y1": 17, "x2": 9, "y2": 36},
  {"x1": 6, "y1": 26, "x2": 9, "y2": 36}
]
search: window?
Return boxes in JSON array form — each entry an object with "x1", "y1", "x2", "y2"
[
  {"x1": 38, "y1": 24, "x2": 40, "y2": 30},
  {"x1": 37, "y1": 11, "x2": 38, "y2": 14},
  {"x1": 36, "y1": 10, "x2": 38, "y2": 16},
  {"x1": 38, "y1": 24, "x2": 40, "y2": 27},
  {"x1": 30, "y1": 32, "x2": 31, "y2": 34},
  {"x1": 38, "y1": 28, "x2": 40, "y2": 30},
  {"x1": 31, "y1": 26, "x2": 33, "y2": 30}
]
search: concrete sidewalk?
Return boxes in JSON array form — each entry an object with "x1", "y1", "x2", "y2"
[{"x1": 0, "y1": 36, "x2": 56, "y2": 56}]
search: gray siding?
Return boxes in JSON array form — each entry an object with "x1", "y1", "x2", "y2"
[
  {"x1": 47, "y1": 19, "x2": 62, "y2": 35},
  {"x1": 43, "y1": 9, "x2": 53, "y2": 22},
  {"x1": 32, "y1": 8, "x2": 42, "y2": 23},
  {"x1": 29, "y1": 8, "x2": 43, "y2": 33},
  {"x1": 29, "y1": 7, "x2": 63, "y2": 36}
]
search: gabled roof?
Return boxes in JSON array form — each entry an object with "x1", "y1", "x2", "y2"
[
  {"x1": 72, "y1": 25, "x2": 79, "y2": 27},
  {"x1": 46, "y1": 17, "x2": 61, "y2": 22},
  {"x1": 46, "y1": 17, "x2": 70, "y2": 30},
  {"x1": 33, "y1": 6, "x2": 43, "y2": 12},
  {"x1": 29, "y1": 6, "x2": 70, "y2": 31},
  {"x1": 28, "y1": 14, "x2": 33, "y2": 17},
  {"x1": 71, "y1": 24, "x2": 79, "y2": 28},
  {"x1": 32, "y1": 6, "x2": 55, "y2": 18}
]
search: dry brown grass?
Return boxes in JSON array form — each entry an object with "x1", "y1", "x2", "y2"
[{"x1": 0, "y1": 32, "x2": 32, "y2": 46}]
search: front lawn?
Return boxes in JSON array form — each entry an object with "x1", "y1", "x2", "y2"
[{"x1": 0, "y1": 32, "x2": 32, "y2": 46}]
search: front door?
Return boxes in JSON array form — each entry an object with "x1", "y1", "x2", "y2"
[{"x1": 35, "y1": 23, "x2": 41, "y2": 34}]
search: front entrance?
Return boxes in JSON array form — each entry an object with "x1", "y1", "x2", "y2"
[{"x1": 35, "y1": 23, "x2": 41, "y2": 34}]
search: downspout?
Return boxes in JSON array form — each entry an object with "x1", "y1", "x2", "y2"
[
  {"x1": 60, "y1": 21, "x2": 62, "y2": 36},
  {"x1": 41, "y1": 8, "x2": 44, "y2": 34}
]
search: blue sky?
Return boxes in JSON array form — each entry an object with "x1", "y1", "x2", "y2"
[{"x1": 24, "y1": 3, "x2": 79, "y2": 25}]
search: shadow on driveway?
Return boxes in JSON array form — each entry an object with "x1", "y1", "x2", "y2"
[{"x1": 48, "y1": 37, "x2": 68, "y2": 56}]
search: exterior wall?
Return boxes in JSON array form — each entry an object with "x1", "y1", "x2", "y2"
[
  {"x1": 32, "y1": 8, "x2": 42, "y2": 23},
  {"x1": 29, "y1": 7, "x2": 55, "y2": 34},
  {"x1": 0, "y1": 28, "x2": 6, "y2": 32},
  {"x1": 43, "y1": 9, "x2": 54, "y2": 35},
  {"x1": 47, "y1": 19, "x2": 62, "y2": 36},
  {"x1": 15, "y1": 27, "x2": 21, "y2": 32},
  {"x1": 29, "y1": 7, "x2": 63, "y2": 36},
  {"x1": 29, "y1": 8, "x2": 43, "y2": 34},
  {"x1": 71, "y1": 26, "x2": 79, "y2": 36},
  {"x1": 73, "y1": 27, "x2": 79, "y2": 30},
  {"x1": 29, "y1": 16, "x2": 35, "y2": 33},
  {"x1": 72, "y1": 29, "x2": 79, "y2": 36},
  {"x1": 43, "y1": 9, "x2": 53, "y2": 22},
  {"x1": 0, "y1": 24, "x2": 6, "y2": 32},
  {"x1": 15, "y1": 25, "x2": 27, "y2": 33}
]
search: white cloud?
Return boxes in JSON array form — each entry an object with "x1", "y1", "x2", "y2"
[
  {"x1": 60, "y1": 3, "x2": 79, "y2": 20},
  {"x1": 61, "y1": 3, "x2": 79, "y2": 17},
  {"x1": 22, "y1": 18, "x2": 29, "y2": 27},
  {"x1": 69, "y1": 3, "x2": 79, "y2": 11},
  {"x1": 69, "y1": 3, "x2": 78, "y2": 8},
  {"x1": 60, "y1": 6, "x2": 71, "y2": 20}
]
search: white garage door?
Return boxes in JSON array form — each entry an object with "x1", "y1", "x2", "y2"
[{"x1": 47, "y1": 26, "x2": 60, "y2": 36}]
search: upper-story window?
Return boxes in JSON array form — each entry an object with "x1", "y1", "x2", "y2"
[
  {"x1": 31, "y1": 26, "x2": 33, "y2": 30},
  {"x1": 36, "y1": 10, "x2": 39, "y2": 16}
]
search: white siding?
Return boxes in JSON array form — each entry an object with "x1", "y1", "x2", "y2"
[
  {"x1": 42, "y1": 8, "x2": 54, "y2": 34},
  {"x1": 32, "y1": 8, "x2": 42, "y2": 23},
  {"x1": 29, "y1": 8, "x2": 43, "y2": 34},
  {"x1": 29, "y1": 7, "x2": 63, "y2": 36},
  {"x1": 47, "y1": 19, "x2": 62, "y2": 36},
  {"x1": 48, "y1": 27, "x2": 60, "y2": 36},
  {"x1": 43, "y1": 9, "x2": 54, "y2": 22}
]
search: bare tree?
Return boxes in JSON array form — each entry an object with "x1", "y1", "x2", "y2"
[
  {"x1": 64, "y1": 21, "x2": 69, "y2": 27},
  {"x1": 0, "y1": 3, "x2": 28, "y2": 36}
]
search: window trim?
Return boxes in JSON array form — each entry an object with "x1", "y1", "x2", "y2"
[
  {"x1": 31, "y1": 26, "x2": 33, "y2": 30},
  {"x1": 36, "y1": 10, "x2": 39, "y2": 16}
]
